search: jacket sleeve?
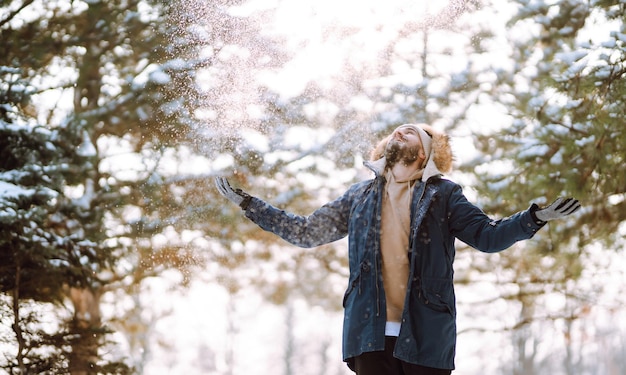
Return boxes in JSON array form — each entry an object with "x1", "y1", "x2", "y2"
[
  {"x1": 447, "y1": 184, "x2": 545, "y2": 253},
  {"x1": 242, "y1": 190, "x2": 352, "y2": 248}
]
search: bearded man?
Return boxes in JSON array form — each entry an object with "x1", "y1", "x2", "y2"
[{"x1": 215, "y1": 124, "x2": 580, "y2": 375}]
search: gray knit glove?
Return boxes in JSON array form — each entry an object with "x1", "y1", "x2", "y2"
[
  {"x1": 534, "y1": 197, "x2": 581, "y2": 222},
  {"x1": 214, "y1": 177, "x2": 252, "y2": 209}
]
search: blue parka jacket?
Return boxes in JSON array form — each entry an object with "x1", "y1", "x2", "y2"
[{"x1": 243, "y1": 162, "x2": 545, "y2": 370}]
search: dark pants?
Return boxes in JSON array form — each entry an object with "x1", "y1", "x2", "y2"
[{"x1": 351, "y1": 336, "x2": 452, "y2": 375}]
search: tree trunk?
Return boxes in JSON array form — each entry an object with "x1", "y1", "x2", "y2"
[
  {"x1": 12, "y1": 264, "x2": 26, "y2": 374},
  {"x1": 68, "y1": 286, "x2": 102, "y2": 375}
]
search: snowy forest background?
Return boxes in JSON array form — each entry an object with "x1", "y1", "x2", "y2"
[{"x1": 1, "y1": 0, "x2": 625, "y2": 374}]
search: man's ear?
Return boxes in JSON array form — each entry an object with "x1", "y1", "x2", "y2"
[
  {"x1": 418, "y1": 148, "x2": 427, "y2": 168},
  {"x1": 418, "y1": 148, "x2": 426, "y2": 160}
]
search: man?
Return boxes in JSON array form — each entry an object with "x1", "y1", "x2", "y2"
[{"x1": 215, "y1": 124, "x2": 580, "y2": 375}]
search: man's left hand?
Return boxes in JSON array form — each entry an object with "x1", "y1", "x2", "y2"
[{"x1": 535, "y1": 197, "x2": 581, "y2": 222}]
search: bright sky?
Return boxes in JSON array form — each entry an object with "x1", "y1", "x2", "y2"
[{"x1": 233, "y1": 0, "x2": 452, "y2": 96}]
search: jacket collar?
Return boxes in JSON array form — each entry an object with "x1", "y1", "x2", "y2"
[
  {"x1": 364, "y1": 156, "x2": 442, "y2": 182},
  {"x1": 365, "y1": 157, "x2": 387, "y2": 178}
]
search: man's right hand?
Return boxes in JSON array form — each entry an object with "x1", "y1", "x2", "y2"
[{"x1": 215, "y1": 177, "x2": 251, "y2": 208}]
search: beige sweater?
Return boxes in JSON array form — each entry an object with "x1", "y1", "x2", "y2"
[{"x1": 380, "y1": 168, "x2": 423, "y2": 323}]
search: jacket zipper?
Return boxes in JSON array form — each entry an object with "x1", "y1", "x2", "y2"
[
  {"x1": 409, "y1": 181, "x2": 428, "y2": 301},
  {"x1": 375, "y1": 180, "x2": 382, "y2": 317}
]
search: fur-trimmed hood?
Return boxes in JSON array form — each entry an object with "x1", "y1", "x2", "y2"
[{"x1": 367, "y1": 123, "x2": 453, "y2": 181}]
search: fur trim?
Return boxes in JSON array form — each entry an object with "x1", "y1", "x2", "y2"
[
  {"x1": 369, "y1": 124, "x2": 453, "y2": 178},
  {"x1": 370, "y1": 134, "x2": 392, "y2": 161},
  {"x1": 419, "y1": 124, "x2": 453, "y2": 174}
]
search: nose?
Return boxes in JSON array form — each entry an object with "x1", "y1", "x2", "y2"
[{"x1": 394, "y1": 128, "x2": 407, "y2": 139}]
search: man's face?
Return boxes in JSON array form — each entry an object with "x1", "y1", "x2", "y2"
[{"x1": 385, "y1": 125, "x2": 424, "y2": 167}]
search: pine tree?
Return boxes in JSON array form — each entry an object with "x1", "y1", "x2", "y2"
[
  {"x1": 0, "y1": 0, "x2": 225, "y2": 371},
  {"x1": 0, "y1": 76, "x2": 82, "y2": 372},
  {"x1": 466, "y1": 0, "x2": 625, "y2": 246},
  {"x1": 457, "y1": 1, "x2": 625, "y2": 372}
]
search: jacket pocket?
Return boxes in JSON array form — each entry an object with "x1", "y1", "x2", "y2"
[
  {"x1": 342, "y1": 274, "x2": 359, "y2": 308},
  {"x1": 342, "y1": 261, "x2": 370, "y2": 308},
  {"x1": 418, "y1": 278, "x2": 455, "y2": 316},
  {"x1": 422, "y1": 290, "x2": 453, "y2": 315}
]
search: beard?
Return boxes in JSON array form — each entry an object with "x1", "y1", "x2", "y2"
[{"x1": 385, "y1": 139, "x2": 420, "y2": 167}]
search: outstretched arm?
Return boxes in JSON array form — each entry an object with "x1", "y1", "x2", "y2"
[
  {"x1": 448, "y1": 183, "x2": 581, "y2": 252},
  {"x1": 215, "y1": 177, "x2": 350, "y2": 248}
]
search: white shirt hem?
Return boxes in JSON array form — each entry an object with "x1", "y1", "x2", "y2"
[{"x1": 385, "y1": 321, "x2": 401, "y2": 336}]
